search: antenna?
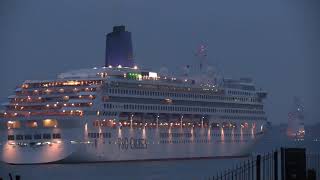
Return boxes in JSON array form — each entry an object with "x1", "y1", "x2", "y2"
[
  {"x1": 193, "y1": 42, "x2": 224, "y2": 87},
  {"x1": 195, "y1": 44, "x2": 207, "y2": 72}
]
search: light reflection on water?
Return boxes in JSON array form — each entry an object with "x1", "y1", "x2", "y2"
[{"x1": 0, "y1": 127, "x2": 319, "y2": 180}]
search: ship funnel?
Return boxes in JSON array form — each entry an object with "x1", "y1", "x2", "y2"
[{"x1": 105, "y1": 25, "x2": 134, "y2": 67}]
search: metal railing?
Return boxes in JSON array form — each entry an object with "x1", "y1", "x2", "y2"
[
  {"x1": 207, "y1": 151, "x2": 278, "y2": 180},
  {"x1": 206, "y1": 148, "x2": 319, "y2": 180}
]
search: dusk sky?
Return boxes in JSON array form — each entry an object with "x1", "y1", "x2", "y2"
[{"x1": 0, "y1": 0, "x2": 319, "y2": 124}]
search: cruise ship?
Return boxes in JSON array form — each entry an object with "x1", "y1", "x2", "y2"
[{"x1": 0, "y1": 26, "x2": 268, "y2": 164}]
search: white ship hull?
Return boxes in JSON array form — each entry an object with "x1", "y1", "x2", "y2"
[{"x1": 1, "y1": 124, "x2": 264, "y2": 164}]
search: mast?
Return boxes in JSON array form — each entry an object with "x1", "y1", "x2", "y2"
[{"x1": 195, "y1": 44, "x2": 207, "y2": 73}]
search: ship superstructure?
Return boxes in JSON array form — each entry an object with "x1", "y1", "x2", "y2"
[{"x1": 0, "y1": 26, "x2": 268, "y2": 164}]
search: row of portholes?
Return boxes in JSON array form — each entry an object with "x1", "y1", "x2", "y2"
[{"x1": 8, "y1": 133, "x2": 61, "y2": 140}]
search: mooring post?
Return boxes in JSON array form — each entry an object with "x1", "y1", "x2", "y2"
[
  {"x1": 274, "y1": 151, "x2": 278, "y2": 180},
  {"x1": 8, "y1": 173, "x2": 13, "y2": 180},
  {"x1": 280, "y1": 148, "x2": 285, "y2": 180},
  {"x1": 256, "y1": 155, "x2": 261, "y2": 180}
]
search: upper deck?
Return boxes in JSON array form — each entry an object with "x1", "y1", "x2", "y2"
[{"x1": 0, "y1": 66, "x2": 267, "y2": 119}]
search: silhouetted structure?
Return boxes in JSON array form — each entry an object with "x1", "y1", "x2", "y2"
[
  {"x1": 206, "y1": 148, "x2": 319, "y2": 180},
  {"x1": 105, "y1": 25, "x2": 134, "y2": 67}
]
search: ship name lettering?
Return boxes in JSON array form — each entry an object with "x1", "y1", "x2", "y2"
[{"x1": 118, "y1": 137, "x2": 147, "y2": 150}]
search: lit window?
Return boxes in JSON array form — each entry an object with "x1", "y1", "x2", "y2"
[
  {"x1": 164, "y1": 98, "x2": 173, "y2": 104},
  {"x1": 26, "y1": 121, "x2": 38, "y2": 128},
  {"x1": 43, "y1": 119, "x2": 58, "y2": 128},
  {"x1": 62, "y1": 81, "x2": 81, "y2": 86},
  {"x1": 7, "y1": 121, "x2": 21, "y2": 129}
]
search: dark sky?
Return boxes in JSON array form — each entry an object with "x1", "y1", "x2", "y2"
[{"x1": 0, "y1": 0, "x2": 319, "y2": 124}]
